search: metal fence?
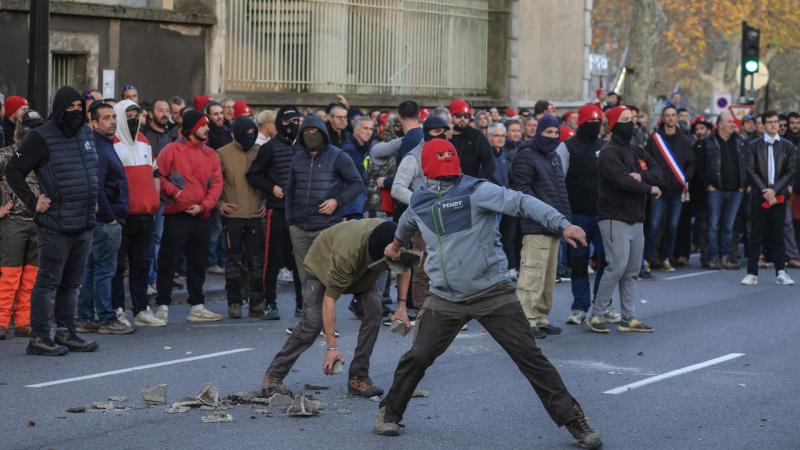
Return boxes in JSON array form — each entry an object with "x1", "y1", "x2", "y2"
[{"x1": 224, "y1": 0, "x2": 489, "y2": 96}]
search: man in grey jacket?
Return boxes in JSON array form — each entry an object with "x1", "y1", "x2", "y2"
[{"x1": 374, "y1": 139, "x2": 602, "y2": 450}]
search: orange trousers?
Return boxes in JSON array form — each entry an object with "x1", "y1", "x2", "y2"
[{"x1": 0, "y1": 218, "x2": 39, "y2": 328}]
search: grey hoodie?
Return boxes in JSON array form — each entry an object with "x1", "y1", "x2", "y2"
[{"x1": 390, "y1": 140, "x2": 427, "y2": 205}]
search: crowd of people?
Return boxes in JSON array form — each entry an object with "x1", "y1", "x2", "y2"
[{"x1": 1, "y1": 82, "x2": 799, "y2": 447}]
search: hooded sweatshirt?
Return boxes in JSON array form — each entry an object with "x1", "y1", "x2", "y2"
[
  {"x1": 113, "y1": 100, "x2": 159, "y2": 216},
  {"x1": 246, "y1": 105, "x2": 301, "y2": 211},
  {"x1": 157, "y1": 135, "x2": 223, "y2": 219},
  {"x1": 217, "y1": 118, "x2": 262, "y2": 219}
]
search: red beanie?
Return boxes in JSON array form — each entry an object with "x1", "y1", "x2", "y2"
[
  {"x1": 449, "y1": 99, "x2": 472, "y2": 116},
  {"x1": 194, "y1": 95, "x2": 212, "y2": 112},
  {"x1": 4, "y1": 96, "x2": 28, "y2": 119},
  {"x1": 505, "y1": 107, "x2": 516, "y2": 118},
  {"x1": 605, "y1": 106, "x2": 628, "y2": 130},
  {"x1": 562, "y1": 111, "x2": 576, "y2": 123},
  {"x1": 559, "y1": 125, "x2": 576, "y2": 143},
  {"x1": 419, "y1": 107, "x2": 430, "y2": 122},
  {"x1": 577, "y1": 103, "x2": 603, "y2": 126},
  {"x1": 233, "y1": 100, "x2": 251, "y2": 119},
  {"x1": 421, "y1": 138, "x2": 461, "y2": 180}
]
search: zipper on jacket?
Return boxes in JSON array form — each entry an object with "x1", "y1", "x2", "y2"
[
  {"x1": 305, "y1": 153, "x2": 315, "y2": 219},
  {"x1": 77, "y1": 133, "x2": 93, "y2": 226},
  {"x1": 431, "y1": 187, "x2": 455, "y2": 301}
]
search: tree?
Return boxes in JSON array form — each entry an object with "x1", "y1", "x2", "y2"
[{"x1": 624, "y1": 0, "x2": 665, "y2": 110}]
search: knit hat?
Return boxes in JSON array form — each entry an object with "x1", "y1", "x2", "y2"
[
  {"x1": 233, "y1": 100, "x2": 251, "y2": 119},
  {"x1": 505, "y1": 107, "x2": 516, "y2": 118},
  {"x1": 605, "y1": 106, "x2": 628, "y2": 130},
  {"x1": 182, "y1": 109, "x2": 208, "y2": 137},
  {"x1": 559, "y1": 125, "x2": 576, "y2": 143},
  {"x1": 194, "y1": 95, "x2": 212, "y2": 112},
  {"x1": 536, "y1": 114, "x2": 560, "y2": 135},
  {"x1": 449, "y1": 98, "x2": 472, "y2": 116},
  {"x1": 578, "y1": 103, "x2": 603, "y2": 126},
  {"x1": 421, "y1": 138, "x2": 461, "y2": 180},
  {"x1": 4, "y1": 96, "x2": 28, "y2": 119},
  {"x1": 368, "y1": 221, "x2": 398, "y2": 262},
  {"x1": 423, "y1": 115, "x2": 449, "y2": 133}
]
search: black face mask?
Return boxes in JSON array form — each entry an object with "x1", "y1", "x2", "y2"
[
  {"x1": 303, "y1": 130, "x2": 326, "y2": 152},
  {"x1": 577, "y1": 122, "x2": 601, "y2": 142},
  {"x1": 237, "y1": 129, "x2": 258, "y2": 150},
  {"x1": 284, "y1": 122, "x2": 299, "y2": 140},
  {"x1": 63, "y1": 110, "x2": 84, "y2": 136},
  {"x1": 127, "y1": 118, "x2": 140, "y2": 139},
  {"x1": 612, "y1": 121, "x2": 634, "y2": 142}
]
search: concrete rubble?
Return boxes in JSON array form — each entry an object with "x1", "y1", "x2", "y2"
[
  {"x1": 142, "y1": 384, "x2": 167, "y2": 406},
  {"x1": 196, "y1": 384, "x2": 220, "y2": 407},
  {"x1": 287, "y1": 396, "x2": 320, "y2": 417},
  {"x1": 201, "y1": 412, "x2": 233, "y2": 423},
  {"x1": 165, "y1": 405, "x2": 191, "y2": 414},
  {"x1": 268, "y1": 393, "x2": 294, "y2": 407}
]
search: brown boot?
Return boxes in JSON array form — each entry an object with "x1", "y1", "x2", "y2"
[
  {"x1": 228, "y1": 303, "x2": 242, "y2": 319},
  {"x1": 721, "y1": 256, "x2": 740, "y2": 270},
  {"x1": 248, "y1": 301, "x2": 265, "y2": 318},
  {"x1": 348, "y1": 377, "x2": 384, "y2": 397},
  {"x1": 261, "y1": 373, "x2": 291, "y2": 397},
  {"x1": 565, "y1": 403, "x2": 603, "y2": 449},
  {"x1": 14, "y1": 326, "x2": 32, "y2": 338}
]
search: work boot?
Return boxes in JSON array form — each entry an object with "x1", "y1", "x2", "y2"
[
  {"x1": 538, "y1": 323, "x2": 562, "y2": 335},
  {"x1": 708, "y1": 258, "x2": 722, "y2": 270},
  {"x1": 660, "y1": 259, "x2": 676, "y2": 272},
  {"x1": 721, "y1": 256, "x2": 740, "y2": 270},
  {"x1": 75, "y1": 320, "x2": 100, "y2": 334},
  {"x1": 26, "y1": 336, "x2": 69, "y2": 356},
  {"x1": 97, "y1": 319, "x2": 136, "y2": 335},
  {"x1": 14, "y1": 326, "x2": 31, "y2": 338},
  {"x1": 228, "y1": 303, "x2": 242, "y2": 319},
  {"x1": 348, "y1": 377, "x2": 384, "y2": 397},
  {"x1": 248, "y1": 301, "x2": 265, "y2": 318},
  {"x1": 54, "y1": 328, "x2": 99, "y2": 352},
  {"x1": 565, "y1": 403, "x2": 603, "y2": 449},
  {"x1": 261, "y1": 373, "x2": 291, "y2": 397},
  {"x1": 0, "y1": 325, "x2": 6, "y2": 340},
  {"x1": 263, "y1": 304, "x2": 280, "y2": 320},
  {"x1": 374, "y1": 406, "x2": 401, "y2": 436}
]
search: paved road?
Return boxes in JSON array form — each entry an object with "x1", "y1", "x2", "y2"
[{"x1": 1, "y1": 263, "x2": 799, "y2": 449}]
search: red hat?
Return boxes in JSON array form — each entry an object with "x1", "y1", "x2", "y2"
[
  {"x1": 605, "y1": 105, "x2": 628, "y2": 130},
  {"x1": 577, "y1": 103, "x2": 603, "y2": 126},
  {"x1": 559, "y1": 125, "x2": 576, "y2": 143},
  {"x1": 419, "y1": 107, "x2": 430, "y2": 122},
  {"x1": 233, "y1": 100, "x2": 251, "y2": 119},
  {"x1": 505, "y1": 107, "x2": 516, "y2": 118},
  {"x1": 449, "y1": 99, "x2": 472, "y2": 116},
  {"x1": 4, "y1": 96, "x2": 28, "y2": 119},
  {"x1": 562, "y1": 111, "x2": 577, "y2": 123},
  {"x1": 595, "y1": 87, "x2": 606, "y2": 97},
  {"x1": 194, "y1": 95, "x2": 212, "y2": 111},
  {"x1": 421, "y1": 138, "x2": 461, "y2": 180}
]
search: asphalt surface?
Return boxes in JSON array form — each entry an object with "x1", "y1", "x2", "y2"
[{"x1": 1, "y1": 262, "x2": 799, "y2": 450}]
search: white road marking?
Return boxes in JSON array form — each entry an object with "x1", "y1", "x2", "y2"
[
  {"x1": 603, "y1": 353, "x2": 745, "y2": 394},
  {"x1": 26, "y1": 348, "x2": 254, "y2": 388},
  {"x1": 663, "y1": 270, "x2": 717, "y2": 281}
]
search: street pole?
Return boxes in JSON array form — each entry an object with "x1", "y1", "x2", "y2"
[
  {"x1": 27, "y1": 0, "x2": 50, "y2": 115},
  {"x1": 764, "y1": 81, "x2": 770, "y2": 112}
]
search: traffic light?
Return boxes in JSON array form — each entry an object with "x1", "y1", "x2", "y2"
[{"x1": 741, "y1": 21, "x2": 760, "y2": 75}]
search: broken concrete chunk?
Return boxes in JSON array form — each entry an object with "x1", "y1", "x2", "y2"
[
  {"x1": 196, "y1": 383, "x2": 220, "y2": 407},
  {"x1": 332, "y1": 360, "x2": 344, "y2": 374},
  {"x1": 66, "y1": 406, "x2": 87, "y2": 414},
  {"x1": 303, "y1": 384, "x2": 329, "y2": 390},
  {"x1": 412, "y1": 388, "x2": 430, "y2": 398},
  {"x1": 390, "y1": 319, "x2": 411, "y2": 336},
  {"x1": 287, "y1": 396, "x2": 320, "y2": 417},
  {"x1": 250, "y1": 397, "x2": 271, "y2": 405},
  {"x1": 142, "y1": 384, "x2": 167, "y2": 406},
  {"x1": 109, "y1": 396, "x2": 128, "y2": 402},
  {"x1": 92, "y1": 402, "x2": 117, "y2": 410},
  {"x1": 201, "y1": 412, "x2": 233, "y2": 423},
  {"x1": 165, "y1": 405, "x2": 191, "y2": 414},
  {"x1": 268, "y1": 393, "x2": 294, "y2": 407},
  {"x1": 173, "y1": 397, "x2": 204, "y2": 408}
]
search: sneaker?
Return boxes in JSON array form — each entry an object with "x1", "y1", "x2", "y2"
[
  {"x1": 294, "y1": 307, "x2": 303, "y2": 318},
  {"x1": 776, "y1": 270, "x2": 795, "y2": 286},
  {"x1": 507, "y1": 268, "x2": 518, "y2": 280},
  {"x1": 54, "y1": 329, "x2": 99, "y2": 352},
  {"x1": 602, "y1": 308, "x2": 622, "y2": 324},
  {"x1": 249, "y1": 302, "x2": 265, "y2": 318},
  {"x1": 116, "y1": 308, "x2": 132, "y2": 327},
  {"x1": 97, "y1": 319, "x2": 136, "y2": 335},
  {"x1": 618, "y1": 316, "x2": 654, "y2": 333},
  {"x1": 531, "y1": 325, "x2": 546, "y2": 339},
  {"x1": 278, "y1": 268, "x2": 294, "y2": 283},
  {"x1": 586, "y1": 315, "x2": 609, "y2": 334},
  {"x1": 264, "y1": 304, "x2": 280, "y2": 320},
  {"x1": 565, "y1": 403, "x2": 603, "y2": 449},
  {"x1": 740, "y1": 274, "x2": 758, "y2": 286},
  {"x1": 134, "y1": 308, "x2": 168, "y2": 327},
  {"x1": 374, "y1": 406, "x2": 401, "y2": 436},
  {"x1": 146, "y1": 284, "x2": 157, "y2": 296},
  {"x1": 637, "y1": 270, "x2": 655, "y2": 280},
  {"x1": 319, "y1": 329, "x2": 340, "y2": 338},
  {"x1": 75, "y1": 320, "x2": 100, "y2": 333},
  {"x1": 566, "y1": 310, "x2": 586, "y2": 325},
  {"x1": 721, "y1": 256, "x2": 740, "y2": 270},
  {"x1": 673, "y1": 256, "x2": 689, "y2": 267},
  {"x1": 156, "y1": 305, "x2": 169, "y2": 322},
  {"x1": 187, "y1": 304, "x2": 223, "y2": 322},
  {"x1": 26, "y1": 336, "x2": 69, "y2": 356},
  {"x1": 261, "y1": 373, "x2": 291, "y2": 397},
  {"x1": 538, "y1": 323, "x2": 562, "y2": 335},
  {"x1": 661, "y1": 259, "x2": 676, "y2": 272},
  {"x1": 708, "y1": 258, "x2": 722, "y2": 270},
  {"x1": 348, "y1": 377, "x2": 384, "y2": 397},
  {"x1": 14, "y1": 326, "x2": 31, "y2": 338},
  {"x1": 228, "y1": 303, "x2": 242, "y2": 319},
  {"x1": 207, "y1": 264, "x2": 225, "y2": 275}
]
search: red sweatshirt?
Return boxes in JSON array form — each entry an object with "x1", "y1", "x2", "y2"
[{"x1": 157, "y1": 138, "x2": 223, "y2": 219}]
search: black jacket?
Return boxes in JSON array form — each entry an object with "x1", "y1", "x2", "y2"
[
  {"x1": 746, "y1": 136, "x2": 797, "y2": 197},
  {"x1": 327, "y1": 122, "x2": 350, "y2": 148},
  {"x1": 207, "y1": 121, "x2": 233, "y2": 150},
  {"x1": 450, "y1": 125, "x2": 496, "y2": 182},
  {"x1": 563, "y1": 135, "x2": 604, "y2": 217},
  {"x1": 696, "y1": 130, "x2": 747, "y2": 191},
  {"x1": 246, "y1": 133, "x2": 296, "y2": 211},
  {"x1": 511, "y1": 143, "x2": 571, "y2": 236},
  {"x1": 645, "y1": 127, "x2": 695, "y2": 194},
  {"x1": 597, "y1": 135, "x2": 663, "y2": 224}
]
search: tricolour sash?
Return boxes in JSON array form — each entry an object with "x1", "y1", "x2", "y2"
[{"x1": 652, "y1": 131, "x2": 687, "y2": 193}]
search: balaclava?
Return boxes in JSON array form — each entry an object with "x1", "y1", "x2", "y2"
[
  {"x1": 233, "y1": 116, "x2": 258, "y2": 150},
  {"x1": 421, "y1": 138, "x2": 461, "y2": 180}
]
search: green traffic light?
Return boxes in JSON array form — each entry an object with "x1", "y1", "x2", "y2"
[{"x1": 744, "y1": 60, "x2": 759, "y2": 73}]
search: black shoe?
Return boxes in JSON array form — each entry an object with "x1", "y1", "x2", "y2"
[
  {"x1": 531, "y1": 326, "x2": 547, "y2": 339},
  {"x1": 26, "y1": 336, "x2": 69, "y2": 356},
  {"x1": 54, "y1": 329, "x2": 99, "y2": 352},
  {"x1": 539, "y1": 323, "x2": 562, "y2": 335},
  {"x1": 348, "y1": 299, "x2": 364, "y2": 320},
  {"x1": 638, "y1": 270, "x2": 655, "y2": 280}
]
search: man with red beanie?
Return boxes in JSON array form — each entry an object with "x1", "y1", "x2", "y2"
[
  {"x1": 375, "y1": 138, "x2": 602, "y2": 449},
  {"x1": 155, "y1": 109, "x2": 224, "y2": 323},
  {"x1": 2, "y1": 95, "x2": 29, "y2": 147},
  {"x1": 448, "y1": 98, "x2": 495, "y2": 182},
  {"x1": 233, "y1": 100, "x2": 252, "y2": 120}
]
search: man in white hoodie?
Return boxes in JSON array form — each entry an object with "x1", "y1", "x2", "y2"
[{"x1": 110, "y1": 100, "x2": 166, "y2": 327}]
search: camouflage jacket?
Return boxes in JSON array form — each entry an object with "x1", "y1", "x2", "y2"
[{"x1": 0, "y1": 143, "x2": 41, "y2": 220}]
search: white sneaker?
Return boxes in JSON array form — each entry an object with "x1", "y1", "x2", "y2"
[
  {"x1": 776, "y1": 270, "x2": 795, "y2": 286},
  {"x1": 156, "y1": 305, "x2": 169, "y2": 322},
  {"x1": 187, "y1": 304, "x2": 223, "y2": 322},
  {"x1": 507, "y1": 269, "x2": 518, "y2": 281},
  {"x1": 566, "y1": 310, "x2": 586, "y2": 325},
  {"x1": 134, "y1": 307, "x2": 167, "y2": 327},
  {"x1": 278, "y1": 268, "x2": 293, "y2": 283},
  {"x1": 147, "y1": 284, "x2": 157, "y2": 296},
  {"x1": 116, "y1": 308, "x2": 132, "y2": 327},
  {"x1": 741, "y1": 274, "x2": 758, "y2": 286}
]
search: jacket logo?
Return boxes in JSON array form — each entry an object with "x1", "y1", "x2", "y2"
[
  {"x1": 441, "y1": 200, "x2": 464, "y2": 210},
  {"x1": 84, "y1": 141, "x2": 95, "y2": 152}
]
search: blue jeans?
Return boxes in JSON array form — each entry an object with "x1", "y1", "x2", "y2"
[
  {"x1": 148, "y1": 203, "x2": 165, "y2": 285},
  {"x1": 77, "y1": 222, "x2": 122, "y2": 323},
  {"x1": 645, "y1": 192, "x2": 683, "y2": 263},
  {"x1": 707, "y1": 190, "x2": 743, "y2": 260},
  {"x1": 569, "y1": 215, "x2": 605, "y2": 312}
]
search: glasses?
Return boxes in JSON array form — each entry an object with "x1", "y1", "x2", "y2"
[
  {"x1": 453, "y1": 113, "x2": 471, "y2": 119},
  {"x1": 765, "y1": 119, "x2": 780, "y2": 124},
  {"x1": 332, "y1": 115, "x2": 347, "y2": 120}
]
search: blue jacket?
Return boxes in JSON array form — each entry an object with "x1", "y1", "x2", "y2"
[
  {"x1": 340, "y1": 135, "x2": 372, "y2": 218},
  {"x1": 94, "y1": 130, "x2": 129, "y2": 224},
  {"x1": 512, "y1": 142, "x2": 572, "y2": 236}
]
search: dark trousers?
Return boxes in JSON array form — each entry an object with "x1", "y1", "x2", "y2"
[
  {"x1": 645, "y1": 192, "x2": 682, "y2": 264},
  {"x1": 569, "y1": 215, "x2": 604, "y2": 313},
  {"x1": 267, "y1": 276, "x2": 382, "y2": 380},
  {"x1": 748, "y1": 201, "x2": 786, "y2": 275},
  {"x1": 500, "y1": 215, "x2": 520, "y2": 271},
  {"x1": 411, "y1": 231, "x2": 429, "y2": 310},
  {"x1": 674, "y1": 202, "x2": 692, "y2": 260},
  {"x1": 264, "y1": 209, "x2": 302, "y2": 308},
  {"x1": 112, "y1": 215, "x2": 155, "y2": 315},
  {"x1": 30, "y1": 226, "x2": 93, "y2": 338},
  {"x1": 222, "y1": 217, "x2": 265, "y2": 306},
  {"x1": 380, "y1": 286, "x2": 578, "y2": 426},
  {"x1": 157, "y1": 213, "x2": 211, "y2": 306}
]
